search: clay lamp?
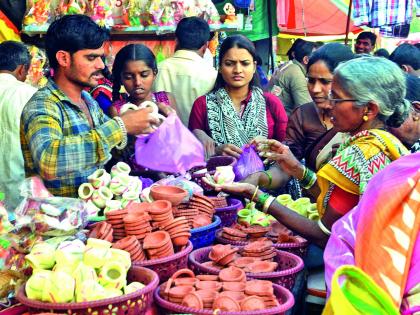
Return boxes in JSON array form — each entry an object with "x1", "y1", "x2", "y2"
[
  {"x1": 143, "y1": 231, "x2": 171, "y2": 249},
  {"x1": 269, "y1": 221, "x2": 291, "y2": 235},
  {"x1": 216, "y1": 248, "x2": 239, "y2": 266},
  {"x1": 171, "y1": 232, "x2": 191, "y2": 247},
  {"x1": 105, "y1": 208, "x2": 128, "y2": 220},
  {"x1": 240, "y1": 296, "x2": 266, "y2": 311},
  {"x1": 219, "y1": 290, "x2": 246, "y2": 302},
  {"x1": 218, "y1": 266, "x2": 246, "y2": 283},
  {"x1": 149, "y1": 200, "x2": 172, "y2": 215},
  {"x1": 181, "y1": 292, "x2": 204, "y2": 309},
  {"x1": 202, "y1": 261, "x2": 223, "y2": 270},
  {"x1": 222, "y1": 281, "x2": 246, "y2": 292},
  {"x1": 168, "y1": 285, "x2": 195, "y2": 302},
  {"x1": 212, "y1": 295, "x2": 241, "y2": 312},
  {"x1": 245, "y1": 280, "x2": 274, "y2": 296},
  {"x1": 174, "y1": 277, "x2": 196, "y2": 287},
  {"x1": 192, "y1": 215, "x2": 212, "y2": 228},
  {"x1": 195, "y1": 290, "x2": 218, "y2": 309},
  {"x1": 150, "y1": 185, "x2": 188, "y2": 206},
  {"x1": 127, "y1": 202, "x2": 150, "y2": 215},
  {"x1": 196, "y1": 274, "x2": 219, "y2": 281},
  {"x1": 246, "y1": 261, "x2": 278, "y2": 273},
  {"x1": 232, "y1": 257, "x2": 257, "y2": 269},
  {"x1": 208, "y1": 244, "x2": 233, "y2": 263},
  {"x1": 222, "y1": 227, "x2": 247, "y2": 238},
  {"x1": 195, "y1": 281, "x2": 222, "y2": 292}
]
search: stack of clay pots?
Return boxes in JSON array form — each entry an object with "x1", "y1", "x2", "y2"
[
  {"x1": 174, "y1": 193, "x2": 215, "y2": 228},
  {"x1": 266, "y1": 221, "x2": 302, "y2": 244},
  {"x1": 208, "y1": 244, "x2": 238, "y2": 266},
  {"x1": 88, "y1": 221, "x2": 113, "y2": 242},
  {"x1": 123, "y1": 210, "x2": 152, "y2": 241},
  {"x1": 241, "y1": 240, "x2": 277, "y2": 261},
  {"x1": 160, "y1": 217, "x2": 191, "y2": 247},
  {"x1": 148, "y1": 200, "x2": 174, "y2": 229},
  {"x1": 105, "y1": 208, "x2": 129, "y2": 241},
  {"x1": 219, "y1": 227, "x2": 247, "y2": 242},
  {"x1": 160, "y1": 268, "x2": 279, "y2": 312},
  {"x1": 143, "y1": 231, "x2": 174, "y2": 259},
  {"x1": 112, "y1": 235, "x2": 146, "y2": 262},
  {"x1": 208, "y1": 196, "x2": 228, "y2": 208}
]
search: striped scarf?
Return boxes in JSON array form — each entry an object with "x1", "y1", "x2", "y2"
[{"x1": 206, "y1": 87, "x2": 268, "y2": 148}]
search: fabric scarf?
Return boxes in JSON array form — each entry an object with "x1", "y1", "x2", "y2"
[
  {"x1": 206, "y1": 87, "x2": 268, "y2": 147},
  {"x1": 324, "y1": 153, "x2": 420, "y2": 313},
  {"x1": 317, "y1": 129, "x2": 408, "y2": 216}
]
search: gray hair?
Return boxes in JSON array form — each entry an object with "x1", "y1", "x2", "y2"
[{"x1": 334, "y1": 56, "x2": 410, "y2": 128}]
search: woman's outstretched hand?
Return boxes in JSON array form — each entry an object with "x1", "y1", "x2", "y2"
[
  {"x1": 256, "y1": 139, "x2": 304, "y2": 179},
  {"x1": 202, "y1": 175, "x2": 256, "y2": 200}
]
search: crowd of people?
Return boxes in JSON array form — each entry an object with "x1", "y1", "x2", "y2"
[{"x1": 0, "y1": 12, "x2": 419, "y2": 314}]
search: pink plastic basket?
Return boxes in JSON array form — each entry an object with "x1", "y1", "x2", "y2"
[
  {"x1": 215, "y1": 230, "x2": 308, "y2": 258},
  {"x1": 215, "y1": 198, "x2": 243, "y2": 228},
  {"x1": 154, "y1": 283, "x2": 294, "y2": 314},
  {"x1": 16, "y1": 266, "x2": 159, "y2": 315},
  {"x1": 188, "y1": 246, "x2": 304, "y2": 290},
  {"x1": 133, "y1": 241, "x2": 193, "y2": 283}
]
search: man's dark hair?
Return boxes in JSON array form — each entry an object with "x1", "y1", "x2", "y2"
[
  {"x1": 390, "y1": 43, "x2": 420, "y2": 71},
  {"x1": 45, "y1": 14, "x2": 109, "y2": 70},
  {"x1": 405, "y1": 74, "x2": 420, "y2": 102},
  {"x1": 286, "y1": 38, "x2": 304, "y2": 60},
  {"x1": 374, "y1": 48, "x2": 390, "y2": 58},
  {"x1": 0, "y1": 40, "x2": 31, "y2": 71},
  {"x1": 175, "y1": 17, "x2": 210, "y2": 50},
  {"x1": 294, "y1": 41, "x2": 316, "y2": 63},
  {"x1": 356, "y1": 31, "x2": 377, "y2": 46},
  {"x1": 307, "y1": 43, "x2": 354, "y2": 73}
]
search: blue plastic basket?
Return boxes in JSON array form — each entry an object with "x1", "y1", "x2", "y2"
[{"x1": 190, "y1": 215, "x2": 221, "y2": 249}]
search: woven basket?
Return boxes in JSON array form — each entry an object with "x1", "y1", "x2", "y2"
[
  {"x1": 215, "y1": 198, "x2": 243, "y2": 228},
  {"x1": 190, "y1": 215, "x2": 221, "y2": 249},
  {"x1": 16, "y1": 266, "x2": 159, "y2": 315},
  {"x1": 154, "y1": 282, "x2": 294, "y2": 314},
  {"x1": 133, "y1": 241, "x2": 193, "y2": 283},
  {"x1": 215, "y1": 230, "x2": 308, "y2": 258},
  {"x1": 188, "y1": 246, "x2": 304, "y2": 290}
]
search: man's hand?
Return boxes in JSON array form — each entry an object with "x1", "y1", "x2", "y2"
[
  {"x1": 193, "y1": 129, "x2": 216, "y2": 160},
  {"x1": 203, "y1": 175, "x2": 256, "y2": 200},
  {"x1": 120, "y1": 107, "x2": 159, "y2": 135},
  {"x1": 215, "y1": 144, "x2": 243, "y2": 159}
]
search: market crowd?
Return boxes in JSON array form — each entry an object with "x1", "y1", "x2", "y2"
[{"x1": 0, "y1": 13, "x2": 419, "y2": 314}]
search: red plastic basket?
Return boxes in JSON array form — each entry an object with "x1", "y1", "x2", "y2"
[
  {"x1": 16, "y1": 266, "x2": 159, "y2": 315},
  {"x1": 188, "y1": 246, "x2": 304, "y2": 290},
  {"x1": 154, "y1": 283, "x2": 294, "y2": 314},
  {"x1": 133, "y1": 241, "x2": 193, "y2": 284},
  {"x1": 215, "y1": 230, "x2": 308, "y2": 258},
  {"x1": 215, "y1": 198, "x2": 243, "y2": 228}
]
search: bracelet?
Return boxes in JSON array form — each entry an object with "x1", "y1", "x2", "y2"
[
  {"x1": 263, "y1": 196, "x2": 276, "y2": 213},
  {"x1": 257, "y1": 193, "x2": 270, "y2": 208},
  {"x1": 299, "y1": 166, "x2": 317, "y2": 189},
  {"x1": 261, "y1": 170, "x2": 273, "y2": 187},
  {"x1": 113, "y1": 116, "x2": 128, "y2": 150},
  {"x1": 317, "y1": 219, "x2": 331, "y2": 236}
]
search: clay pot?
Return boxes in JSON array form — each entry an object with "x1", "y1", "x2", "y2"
[
  {"x1": 196, "y1": 274, "x2": 219, "y2": 281},
  {"x1": 232, "y1": 257, "x2": 257, "y2": 269},
  {"x1": 168, "y1": 286, "x2": 195, "y2": 299},
  {"x1": 217, "y1": 249, "x2": 238, "y2": 266},
  {"x1": 195, "y1": 281, "x2": 222, "y2": 292},
  {"x1": 150, "y1": 185, "x2": 188, "y2": 206},
  {"x1": 209, "y1": 244, "x2": 233, "y2": 263},
  {"x1": 212, "y1": 295, "x2": 241, "y2": 312},
  {"x1": 192, "y1": 214, "x2": 212, "y2": 228},
  {"x1": 222, "y1": 281, "x2": 246, "y2": 292},
  {"x1": 182, "y1": 292, "x2": 203, "y2": 309},
  {"x1": 246, "y1": 261, "x2": 278, "y2": 273},
  {"x1": 219, "y1": 290, "x2": 246, "y2": 301},
  {"x1": 171, "y1": 232, "x2": 191, "y2": 247},
  {"x1": 196, "y1": 290, "x2": 218, "y2": 309},
  {"x1": 143, "y1": 231, "x2": 170, "y2": 249},
  {"x1": 218, "y1": 266, "x2": 246, "y2": 283},
  {"x1": 149, "y1": 200, "x2": 172, "y2": 215},
  {"x1": 245, "y1": 280, "x2": 274, "y2": 296},
  {"x1": 240, "y1": 296, "x2": 266, "y2": 311},
  {"x1": 174, "y1": 277, "x2": 196, "y2": 287}
]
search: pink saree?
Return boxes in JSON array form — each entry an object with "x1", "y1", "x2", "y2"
[{"x1": 324, "y1": 152, "x2": 420, "y2": 314}]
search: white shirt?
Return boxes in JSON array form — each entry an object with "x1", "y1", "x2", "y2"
[
  {"x1": 0, "y1": 73, "x2": 37, "y2": 212},
  {"x1": 154, "y1": 50, "x2": 217, "y2": 126}
]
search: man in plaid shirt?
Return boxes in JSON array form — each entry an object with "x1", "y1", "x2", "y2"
[{"x1": 20, "y1": 15, "x2": 159, "y2": 197}]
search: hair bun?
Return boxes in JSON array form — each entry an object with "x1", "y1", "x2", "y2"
[{"x1": 386, "y1": 99, "x2": 411, "y2": 128}]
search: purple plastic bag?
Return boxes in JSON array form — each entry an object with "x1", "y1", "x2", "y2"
[
  {"x1": 233, "y1": 145, "x2": 264, "y2": 181},
  {"x1": 135, "y1": 114, "x2": 205, "y2": 174}
]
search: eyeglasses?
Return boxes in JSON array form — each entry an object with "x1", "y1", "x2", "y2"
[
  {"x1": 328, "y1": 91, "x2": 359, "y2": 106},
  {"x1": 306, "y1": 76, "x2": 333, "y2": 85}
]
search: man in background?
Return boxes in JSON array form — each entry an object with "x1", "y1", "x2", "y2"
[
  {"x1": 0, "y1": 41, "x2": 37, "y2": 214},
  {"x1": 154, "y1": 17, "x2": 217, "y2": 126},
  {"x1": 390, "y1": 43, "x2": 420, "y2": 77},
  {"x1": 354, "y1": 31, "x2": 377, "y2": 54}
]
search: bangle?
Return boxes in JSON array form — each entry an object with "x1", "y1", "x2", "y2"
[
  {"x1": 299, "y1": 166, "x2": 317, "y2": 189},
  {"x1": 250, "y1": 185, "x2": 259, "y2": 203},
  {"x1": 263, "y1": 196, "x2": 276, "y2": 213},
  {"x1": 113, "y1": 116, "x2": 128, "y2": 150},
  {"x1": 317, "y1": 219, "x2": 331, "y2": 236},
  {"x1": 257, "y1": 193, "x2": 270, "y2": 208},
  {"x1": 261, "y1": 170, "x2": 273, "y2": 187}
]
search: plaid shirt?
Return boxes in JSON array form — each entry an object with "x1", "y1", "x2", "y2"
[
  {"x1": 20, "y1": 79, "x2": 123, "y2": 197},
  {"x1": 353, "y1": 0, "x2": 417, "y2": 28}
]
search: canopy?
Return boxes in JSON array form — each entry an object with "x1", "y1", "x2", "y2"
[{"x1": 278, "y1": 0, "x2": 363, "y2": 36}]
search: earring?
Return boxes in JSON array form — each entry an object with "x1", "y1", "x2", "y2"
[{"x1": 363, "y1": 115, "x2": 369, "y2": 122}]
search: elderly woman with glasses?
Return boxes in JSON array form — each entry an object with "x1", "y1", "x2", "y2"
[{"x1": 205, "y1": 57, "x2": 410, "y2": 248}]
